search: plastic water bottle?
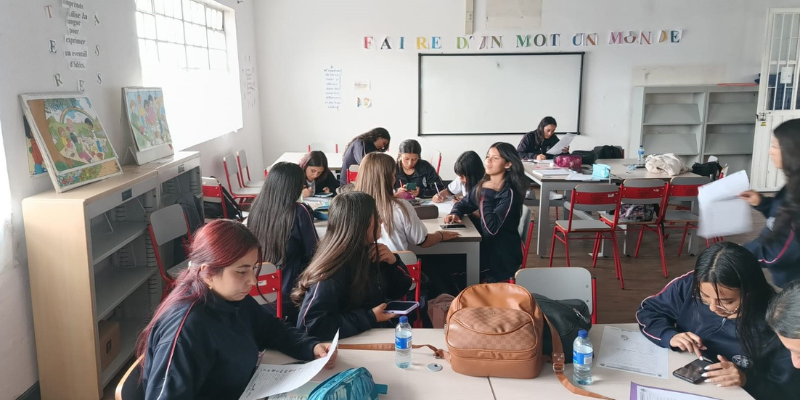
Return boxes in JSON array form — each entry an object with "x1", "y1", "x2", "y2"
[
  {"x1": 395, "y1": 316, "x2": 412, "y2": 368},
  {"x1": 637, "y1": 144, "x2": 645, "y2": 162},
  {"x1": 573, "y1": 329, "x2": 593, "y2": 385}
]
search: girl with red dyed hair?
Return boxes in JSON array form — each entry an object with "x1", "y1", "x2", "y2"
[{"x1": 135, "y1": 220, "x2": 336, "y2": 400}]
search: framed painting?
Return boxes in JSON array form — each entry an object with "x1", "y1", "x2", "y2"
[
  {"x1": 24, "y1": 116, "x2": 47, "y2": 176},
  {"x1": 122, "y1": 87, "x2": 174, "y2": 165},
  {"x1": 20, "y1": 93, "x2": 122, "y2": 192}
]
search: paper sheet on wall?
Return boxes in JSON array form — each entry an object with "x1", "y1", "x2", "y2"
[
  {"x1": 630, "y1": 382, "x2": 721, "y2": 400},
  {"x1": 697, "y1": 171, "x2": 752, "y2": 238},
  {"x1": 238, "y1": 331, "x2": 339, "y2": 400},
  {"x1": 546, "y1": 133, "x2": 577, "y2": 155},
  {"x1": 324, "y1": 68, "x2": 342, "y2": 110},
  {"x1": 596, "y1": 326, "x2": 669, "y2": 379},
  {"x1": 64, "y1": 34, "x2": 88, "y2": 70}
]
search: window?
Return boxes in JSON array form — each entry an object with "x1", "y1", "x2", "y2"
[{"x1": 135, "y1": 0, "x2": 242, "y2": 150}]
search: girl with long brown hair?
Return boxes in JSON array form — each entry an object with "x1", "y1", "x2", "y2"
[{"x1": 340, "y1": 127, "x2": 391, "y2": 185}]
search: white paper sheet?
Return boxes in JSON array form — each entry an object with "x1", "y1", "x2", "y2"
[
  {"x1": 566, "y1": 173, "x2": 598, "y2": 181},
  {"x1": 546, "y1": 133, "x2": 577, "y2": 155},
  {"x1": 630, "y1": 382, "x2": 720, "y2": 400},
  {"x1": 239, "y1": 331, "x2": 339, "y2": 400},
  {"x1": 596, "y1": 326, "x2": 669, "y2": 379},
  {"x1": 422, "y1": 199, "x2": 454, "y2": 215},
  {"x1": 697, "y1": 171, "x2": 752, "y2": 238},
  {"x1": 536, "y1": 168, "x2": 571, "y2": 176}
]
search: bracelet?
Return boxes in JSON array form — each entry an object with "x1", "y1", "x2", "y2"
[{"x1": 439, "y1": 231, "x2": 445, "y2": 241}]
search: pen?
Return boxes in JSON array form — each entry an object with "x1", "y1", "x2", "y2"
[{"x1": 434, "y1": 182, "x2": 440, "y2": 196}]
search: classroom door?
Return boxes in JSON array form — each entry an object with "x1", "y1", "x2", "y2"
[{"x1": 752, "y1": 9, "x2": 800, "y2": 191}]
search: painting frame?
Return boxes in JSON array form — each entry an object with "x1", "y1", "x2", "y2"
[
  {"x1": 122, "y1": 87, "x2": 174, "y2": 165},
  {"x1": 20, "y1": 92, "x2": 123, "y2": 193}
]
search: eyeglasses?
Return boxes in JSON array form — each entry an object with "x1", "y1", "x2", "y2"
[{"x1": 698, "y1": 298, "x2": 739, "y2": 315}]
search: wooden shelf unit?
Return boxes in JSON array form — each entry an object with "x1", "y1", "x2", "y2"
[{"x1": 22, "y1": 151, "x2": 203, "y2": 400}]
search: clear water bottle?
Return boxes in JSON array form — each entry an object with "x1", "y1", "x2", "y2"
[
  {"x1": 573, "y1": 329, "x2": 593, "y2": 385},
  {"x1": 395, "y1": 316, "x2": 412, "y2": 368},
  {"x1": 637, "y1": 144, "x2": 645, "y2": 162}
]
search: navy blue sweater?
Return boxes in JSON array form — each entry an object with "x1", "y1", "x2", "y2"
[
  {"x1": 450, "y1": 181, "x2": 522, "y2": 281},
  {"x1": 143, "y1": 293, "x2": 319, "y2": 400},
  {"x1": 517, "y1": 131, "x2": 560, "y2": 160},
  {"x1": 297, "y1": 256, "x2": 412, "y2": 341},
  {"x1": 636, "y1": 272, "x2": 800, "y2": 400},
  {"x1": 743, "y1": 187, "x2": 800, "y2": 287},
  {"x1": 340, "y1": 140, "x2": 378, "y2": 185},
  {"x1": 394, "y1": 159, "x2": 444, "y2": 198}
]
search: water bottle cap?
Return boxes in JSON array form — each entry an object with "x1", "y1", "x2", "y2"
[
  {"x1": 399, "y1": 316, "x2": 408, "y2": 323},
  {"x1": 578, "y1": 329, "x2": 588, "y2": 338}
]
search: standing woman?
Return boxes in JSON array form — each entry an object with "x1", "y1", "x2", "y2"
[
  {"x1": 444, "y1": 142, "x2": 527, "y2": 281},
  {"x1": 136, "y1": 220, "x2": 335, "y2": 400},
  {"x1": 294, "y1": 192, "x2": 413, "y2": 340},
  {"x1": 356, "y1": 152, "x2": 458, "y2": 252},
  {"x1": 299, "y1": 151, "x2": 340, "y2": 197},
  {"x1": 340, "y1": 127, "x2": 391, "y2": 185},
  {"x1": 433, "y1": 150, "x2": 485, "y2": 203},
  {"x1": 394, "y1": 139, "x2": 444, "y2": 198},
  {"x1": 740, "y1": 118, "x2": 800, "y2": 287},
  {"x1": 517, "y1": 116, "x2": 569, "y2": 160},
  {"x1": 636, "y1": 242, "x2": 799, "y2": 399},
  {"x1": 247, "y1": 162, "x2": 318, "y2": 324}
]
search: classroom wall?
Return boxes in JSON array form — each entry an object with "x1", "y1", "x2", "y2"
[
  {"x1": 0, "y1": 0, "x2": 263, "y2": 397},
  {"x1": 254, "y1": 0, "x2": 796, "y2": 179}
]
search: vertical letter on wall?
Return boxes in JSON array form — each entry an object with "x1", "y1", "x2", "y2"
[
  {"x1": 670, "y1": 30, "x2": 683, "y2": 43},
  {"x1": 550, "y1": 34, "x2": 561, "y2": 47},
  {"x1": 491, "y1": 36, "x2": 502, "y2": 48},
  {"x1": 516, "y1": 35, "x2": 531, "y2": 48},
  {"x1": 586, "y1": 33, "x2": 597, "y2": 46},
  {"x1": 416, "y1": 37, "x2": 428, "y2": 50},
  {"x1": 431, "y1": 36, "x2": 442, "y2": 49},
  {"x1": 639, "y1": 31, "x2": 652, "y2": 45},
  {"x1": 609, "y1": 32, "x2": 623, "y2": 45},
  {"x1": 380, "y1": 38, "x2": 392, "y2": 50},
  {"x1": 457, "y1": 37, "x2": 470, "y2": 49},
  {"x1": 363, "y1": 37, "x2": 373, "y2": 49}
]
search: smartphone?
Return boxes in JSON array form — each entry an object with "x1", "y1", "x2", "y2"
[
  {"x1": 440, "y1": 224, "x2": 466, "y2": 229},
  {"x1": 315, "y1": 192, "x2": 334, "y2": 198},
  {"x1": 383, "y1": 301, "x2": 419, "y2": 315},
  {"x1": 406, "y1": 182, "x2": 417, "y2": 190},
  {"x1": 673, "y1": 357, "x2": 713, "y2": 384}
]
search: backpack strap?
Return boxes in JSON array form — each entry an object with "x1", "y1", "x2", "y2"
[
  {"x1": 338, "y1": 343, "x2": 450, "y2": 361},
  {"x1": 543, "y1": 314, "x2": 612, "y2": 400}
]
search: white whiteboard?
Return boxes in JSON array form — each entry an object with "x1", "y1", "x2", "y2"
[{"x1": 419, "y1": 53, "x2": 583, "y2": 135}]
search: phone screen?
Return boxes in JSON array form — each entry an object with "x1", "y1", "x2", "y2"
[
  {"x1": 406, "y1": 183, "x2": 417, "y2": 190},
  {"x1": 383, "y1": 301, "x2": 419, "y2": 314},
  {"x1": 673, "y1": 358, "x2": 712, "y2": 384}
]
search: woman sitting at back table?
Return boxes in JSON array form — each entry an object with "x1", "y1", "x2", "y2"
[
  {"x1": 294, "y1": 192, "x2": 412, "y2": 340},
  {"x1": 299, "y1": 151, "x2": 340, "y2": 197},
  {"x1": 137, "y1": 220, "x2": 335, "y2": 400},
  {"x1": 394, "y1": 139, "x2": 444, "y2": 198},
  {"x1": 247, "y1": 162, "x2": 317, "y2": 324},
  {"x1": 637, "y1": 242, "x2": 799, "y2": 399},
  {"x1": 517, "y1": 116, "x2": 569, "y2": 160},
  {"x1": 340, "y1": 127, "x2": 391, "y2": 185}
]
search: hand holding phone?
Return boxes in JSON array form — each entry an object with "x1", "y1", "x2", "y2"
[
  {"x1": 405, "y1": 182, "x2": 417, "y2": 190},
  {"x1": 673, "y1": 357, "x2": 713, "y2": 384}
]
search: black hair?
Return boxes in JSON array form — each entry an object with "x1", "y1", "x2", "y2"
[
  {"x1": 299, "y1": 151, "x2": 332, "y2": 183},
  {"x1": 533, "y1": 116, "x2": 558, "y2": 145},
  {"x1": 397, "y1": 139, "x2": 422, "y2": 170},
  {"x1": 693, "y1": 242, "x2": 776, "y2": 373},
  {"x1": 771, "y1": 118, "x2": 800, "y2": 238},
  {"x1": 454, "y1": 151, "x2": 485, "y2": 192},
  {"x1": 476, "y1": 142, "x2": 527, "y2": 201},
  {"x1": 343, "y1": 127, "x2": 391, "y2": 158},
  {"x1": 767, "y1": 280, "x2": 800, "y2": 339}
]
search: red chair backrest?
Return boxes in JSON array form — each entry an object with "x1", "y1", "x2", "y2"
[
  {"x1": 222, "y1": 157, "x2": 243, "y2": 190},
  {"x1": 618, "y1": 181, "x2": 668, "y2": 223},
  {"x1": 250, "y1": 266, "x2": 283, "y2": 319},
  {"x1": 202, "y1": 183, "x2": 227, "y2": 218},
  {"x1": 520, "y1": 219, "x2": 534, "y2": 269},
  {"x1": 567, "y1": 185, "x2": 620, "y2": 231},
  {"x1": 347, "y1": 170, "x2": 358, "y2": 184}
]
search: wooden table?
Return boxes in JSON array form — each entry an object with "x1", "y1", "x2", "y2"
[
  {"x1": 271, "y1": 152, "x2": 342, "y2": 171},
  {"x1": 313, "y1": 199, "x2": 483, "y2": 286},
  {"x1": 525, "y1": 159, "x2": 701, "y2": 258},
  {"x1": 261, "y1": 325, "x2": 752, "y2": 399}
]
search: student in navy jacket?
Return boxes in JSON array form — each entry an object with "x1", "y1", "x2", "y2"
[
  {"x1": 445, "y1": 142, "x2": 526, "y2": 281},
  {"x1": 340, "y1": 127, "x2": 391, "y2": 185},
  {"x1": 740, "y1": 118, "x2": 800, "y2": 287},
  {"x1": 517, "y1": 116, "x2": 569, "y2": 160},
  {"x1": 294, "y1": 192, "x2": 412, "y2": 341},
  {"x1": 136, "y1": 220, "x2": 335, "y2": 400},
  {"x1": 393, "y1": 139, "x2": 444, "y2": 198},
  {"x1": 299, "y1": 151, "x2": 340, "y2": 196},
  {"x1": 767, "y1": 280, "x2": 800, "y2": 369},
  {"x1": 636, "y1": 242, "x2": 800, "y2": 399},
  {"x1": 247, "y1": 162, "x2": 318, "y2": 324}
]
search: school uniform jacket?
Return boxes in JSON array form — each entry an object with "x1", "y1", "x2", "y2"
[
  {"x1": 394, "y1": 159, "x2": 445, "y2": 198},
  {"x1": 636, "y1": 272, "x2": 800, "y2": 400},
  {"x1": 450, "y1": 181, "x2": 522, "y2": 281},
  {"x1": 340, "y1": 140, "x2": 378, "y2": 185},
  {"x1": 297, "y1": 257, "x2": 412, "y2": 341},
  {"x1": 312, "y1": 171, "x2": 341, "y2": 195},
  {"x1": 743, "y1": 187, "x2": 800, "y2": 287},
  {"x1": 143, "y1": 293, "x2": 319, "y2": 400},
  {"x1": 517, "y1": 131, "x2": 560, "y2": 160}
]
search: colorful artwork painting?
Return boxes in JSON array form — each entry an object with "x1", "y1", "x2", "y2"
[
  {"x1": 24, "y1": 116, "x2": 47, "y2": 176},
  {"x1": 21, "y1": 93, "x2": 122, "y2": 192},
  {"x1": 124, "y1": 88, "x2": 172, "y2": 152}
]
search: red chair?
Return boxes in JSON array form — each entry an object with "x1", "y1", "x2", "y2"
[
  {"x1": 429, "y1": 151, "x2": 442, "y2": 174},
  {"x1": 600, "y1": 179, "x2": 668, "y2": 278},
  {"x1": 397, "y1": 251, "x2": 423, "y2": 328},
  {"x1": 515, "y1": 267, "x2": 598, "y2": 324},
  {"x1": 518, "y1": 206, "x2": 535, "y2": 269},
  {"x1": 148, "y1": 204, "x2": 192, "y2": 299},
  {"x1": 346, "y1": 164, "x2": 359, "y2": 184},
  {"x1": 223, "y1": 154, "x2": 260, "y2": 205},
  {"x1": 236, "y1": 149, "x2": 264, "y2": 188},
  {"x1": 659, "y1": 176, "x2": 711, "y2": 256},
  {"x1": 250, "y1": 262, "x2": 283, "y2": 319},
  {"x1": 550, "y1": 184, "x2": 624, "y2": 289}
]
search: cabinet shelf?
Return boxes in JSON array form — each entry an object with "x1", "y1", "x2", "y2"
[
  {"x1": 95, "y1": 267, "x2": 157, "y2": 321},
  {"x1": 643, "y1": 104, "x2": 702, "y2": 125},
  {"x1": 704, "y1": 133, "x2": 756, "y2": 156},
  {"x1": 92, "y1": 222, "x2": 148, "y2": 264},
  {"x1": 707, "y1": 103, "x2": 757, "y2": 124},
  {"x1": 100, "y1": 319, "x2": 140, "y2": 387},
  {"x1": 643, "y1": 133, "x2": 698, "y2": 155}
]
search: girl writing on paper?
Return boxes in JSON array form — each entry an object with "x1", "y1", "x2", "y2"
[
  {"x1": 636, "y1": 242, "x2": 799, "y2": 399},
  {"x1": 739, "y1": 118, "x2": 800, "y2": 287},
  {"x1": 299, "y1": 151, "x2": 340, "y2": 197},
  {"x1": 433, "y1": 150, "x2": 486, "y2": 203},
  {"x1": 340, "y1": 127, "x2": 391, "y2": 185},
  {"x1": 136, "y1": 220, "x2": 335, "y2": 400},
  {"x1": 517, "y1": 116, "x2": 569, "y2": 161}
]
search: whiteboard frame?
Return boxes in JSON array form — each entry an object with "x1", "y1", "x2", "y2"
[{"x1": 417, "y1": 52, "x2": 585, "y2": 136}]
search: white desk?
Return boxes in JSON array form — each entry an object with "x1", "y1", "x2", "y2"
[
  {"x1": 313, "y1": 201, "x2": 483, "y2": 286},
  {"x1": 490, "y1": 323, "x2": 753, "y2": 400},
  {"x1": 525, "y1": 159, "x2": 701, "y2": 258},
  {"x1": 271, "y1": 152, "x2": 342, "y2": 171}
]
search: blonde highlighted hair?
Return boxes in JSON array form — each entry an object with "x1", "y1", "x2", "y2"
[{"x1": 354, "y1": 152, "x2": 409, "y2": 233}]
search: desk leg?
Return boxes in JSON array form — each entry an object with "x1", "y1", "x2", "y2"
[
  {"x1": 536, "y1": 182, "x2": 552, "y2": 257},
  {"x1": 466, "y1": 243, "x2": 480, "y2": 286},
  {"x1": 688, "y1": 201, "x2": 699, "y2": 255}
]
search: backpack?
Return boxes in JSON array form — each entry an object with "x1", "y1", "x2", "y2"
[
  {"x1": 592, "y1": 145, "x2": 624, "y2": 160},
  {"x1": 308, "y1": 367, "x2": 387, "y2": 400},
  {"x1": 427, "y1": 293, "x2": 455, "y2": 328},
  {"x1": 572, "y1": 150, "x2": 597, "y2": 165},
  {"x1": 555, "y1": 155, "x2": 583, "y2": 171},
  {"x1": 691, "y1": 161, "x2": 722, "y2": 181},
  {"x1": 533, "y1": 294, "x2": 592, "y2": 361},
  {"x1": 612, "y1": 204, "x2": 659, "y2": 222},
  {"x1": 202, "y1": 182, "x2": 244, "y2": 220}
]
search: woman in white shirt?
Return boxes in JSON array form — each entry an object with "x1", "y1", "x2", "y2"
[
  {"x1": 433, "y1": 151, "x2": 485, "y2": 203},
  {"x1": 355, "y1": 152, "x2": 459, "y2": 251}
]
